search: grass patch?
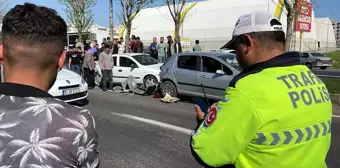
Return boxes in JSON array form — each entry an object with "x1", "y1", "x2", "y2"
[
  {"x1": 324, "y1": 50, "x2": 340, "y2": 69},
  {"x1": 322, "y1": 78, "x2": 340, "y2": 94}
]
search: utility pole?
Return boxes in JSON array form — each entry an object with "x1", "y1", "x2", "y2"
[
  {"x1": 267, "y1": 0, "x2": 270, "y2": 12},
  {"x1": 326, "y1": 18, "x2": 330, "y2": 52},
  {"x1": 109, "y1": 0, "x2": 114, "y2": 40}
]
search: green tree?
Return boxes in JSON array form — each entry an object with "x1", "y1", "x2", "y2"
[
  {"x1": 58, "y1": 0, "x2": 97, "y2": 42},
  {"x1": 164, "y1": 0, "x2": 185, "y2": 42},
  {"x1": 117, "y1": 0, "x2": 154, "y2": 52}
]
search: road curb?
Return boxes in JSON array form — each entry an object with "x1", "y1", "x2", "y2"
[{"x1": 331, "y1": 94, "x2": 340, "y2": 105}]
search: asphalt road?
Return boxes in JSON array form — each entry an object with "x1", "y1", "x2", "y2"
[
  {"x1": 312, "y1": 69, "x2": 340, "y2": 77},
  {"x1": 82, "y1": 89, "x2": 340, "y2": 168}
]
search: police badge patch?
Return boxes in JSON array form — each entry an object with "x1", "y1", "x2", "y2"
[{"x1": 204, "y1": 106, "x2": 217, "y2": 127}]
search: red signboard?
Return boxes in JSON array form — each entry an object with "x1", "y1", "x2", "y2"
[{"x1": 295, "y1": 0, "x2": 313, "y2": 32}]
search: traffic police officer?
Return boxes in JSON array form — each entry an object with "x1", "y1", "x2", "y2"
[{"x1": 191, "y1": 11, "x2": 332, "y2": 168}]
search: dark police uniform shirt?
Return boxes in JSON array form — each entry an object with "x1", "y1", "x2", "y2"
[{"x1": 0, "y1": 83, "x2": 98, "y2": 168}]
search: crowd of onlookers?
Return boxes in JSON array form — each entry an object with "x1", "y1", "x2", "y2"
[{"x1": 63, "y1": 35, "x2": 203, "y2": 92}]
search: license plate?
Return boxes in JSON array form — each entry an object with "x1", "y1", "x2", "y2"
[{"x1": 63, "y1": 88, "x2": 80, "y2": 95}]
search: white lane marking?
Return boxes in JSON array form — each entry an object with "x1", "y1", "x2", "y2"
[
  {"x1": 111, "y1": 112, "x2": 340, "y2": 135},
  {"x1": 111, "y1": 112, "x2": 193, "y2": 135},
  {"x1": 333, "y1": 115, "x2": 340, "y2": 119}
]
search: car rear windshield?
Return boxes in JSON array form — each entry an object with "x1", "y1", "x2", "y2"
[
  {"x1": 132, "y1": 55, "x2": 159, "y2": 65},
  {"x1": 311, "y1": 53, "x2": 326, "y2": 57}
]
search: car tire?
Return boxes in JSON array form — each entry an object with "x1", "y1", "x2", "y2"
[
  {"x1": 320, "y1": 66, "x2": 327, "y2": 70},
  {"x1": 160, "y1": 81, "x2": 178, "y2": 98},
  {"x1": 306, "y1": 63, "x2": 312, "y2": 69},
  {"x1": 144, "y1": 75, "x2": 158, "y2": 89}
]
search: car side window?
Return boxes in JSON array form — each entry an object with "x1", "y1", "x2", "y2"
[
  {"x1": 222, "y1": 65, "x2": 233, "y2": 75},
  {"x1": 302, "y1": 53, "x2": 309, "y2": 58},
  {"x1": 202, "y1": 56, "x2": 221, "y2": 73},
  {"x1": 177, "y1": 56, "x2": 197, "y2": 71},
  {"x1": 120, "y1": 57, "x2": 135, "y2": 67}
]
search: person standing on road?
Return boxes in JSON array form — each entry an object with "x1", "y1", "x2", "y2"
[
  {"x1": 129, "y1": 35, "x2": 136, "y2": 52},
  {"x1": 166, "y1": 35, "x2": 174, "y2": 58},
  {"x1": 193, "y1": 40, "x2": 202, "y2": 52},
  {"x1": 136, "y1": 37, "x2": 144, "y2": 53},
  {"x1": 76, "y1": 38, "x2": 84, "y2": 53},
  {"x1": 120, "y1": 37, "x2": 125, "y2": 52},
  {"x1": 118, "y1": 41, "x2": 125, "y2": 54},
  {"x1": 149, "y1": 37, "x2": 158, "y2": 60},
  {"x1": 99, "y1": 44, "x2": 114, "y2": 92},
  {"x1": 174, "y1": 38, "x2": 182, "y2": 54},
  {"x1": 65, "y1": 46, "x2": 74, "y2": 69},
  {"x1": 69, "y1": 46, "x2": 82, "y2": 74},
  {"x1": 191, "y1": 11, "x2": 332, "y2": 168},
  {"x1": 105, "y1": 37, "x2": 113, "y2": 49},
  {"x1": 76, "y1": 46, "x2": 85, "y2": 75},
  {"x1": 83, "y1": 45, "x2": 96, "y2": 89},
  {"x1": 112, "y1": 39, "x2": 119, "y2": 54},
  {"x1": 157, "y1": 37, "x2": 167, "y2": 63},
  {"x1": 0, "y1": 3, "x2": 98, "y2": 167}
]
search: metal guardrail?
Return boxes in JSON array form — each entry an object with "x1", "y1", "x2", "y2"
[{"x1": 317, "y1": 75, "x2": 340, "y2": 78}]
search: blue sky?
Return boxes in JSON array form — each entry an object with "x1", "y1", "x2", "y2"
[{"x1": 10, "y1": 0, "x2": 340, "y2": 27}]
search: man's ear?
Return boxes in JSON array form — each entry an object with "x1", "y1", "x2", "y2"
[
  {"x1": 0, "y1": 42, "x2": 3, "y2": 64},
  {"x1": 57, "y1": 50, "x2": 66, "y2": 71},
  {"x1": 242, "y1": 34, "x2": 254, "y2": 55}
]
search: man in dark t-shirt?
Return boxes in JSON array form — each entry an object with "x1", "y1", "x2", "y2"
[
  {"x1": 69, "y1": 49, "x2": 82, "y2": 74},
  {"x1": 65, "y1": 46, "x2": 74, "y2": 69}
]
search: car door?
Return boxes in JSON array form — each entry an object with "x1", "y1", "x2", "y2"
[
  {"x1": 198, "y1": 56, "x2": 234, "y2": 99},
  {"x1": 116, "y1": 56, "x2": 144, "y2": 84},
  {"x1": 173, "y1": 55, "x2": 200, "y2": 95},
  {"x1": 112, "y1": 56, "x2": 133, "y2": 83}
]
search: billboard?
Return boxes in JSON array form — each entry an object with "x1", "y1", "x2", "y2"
[{"x1": 295, "y1": 0, "x2": 313, "y2": 32}]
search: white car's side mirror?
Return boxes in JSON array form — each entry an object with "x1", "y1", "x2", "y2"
[{"x1": 216, "y1": 69, "x2": 225, "y2": 75}]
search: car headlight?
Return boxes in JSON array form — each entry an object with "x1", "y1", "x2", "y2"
[{"x1": 81, "y1": 76, "x2": 86, "y2": 84}]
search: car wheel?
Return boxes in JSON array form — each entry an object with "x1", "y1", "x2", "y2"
[
  {"x1": 320, "y1": 66, "x2": 327, "y2": 70},
  {"x1": 144, "y1": 75, "x2": 158, "y2": 88},
  {"x1": 161, "y1": 81, "x2": 178, "y2": 98},
  {"x1": 95, "y1": 72, "x2": 102, "y2": 86},
  {"x1": 306, "y1": 63, "x2": 312, "y2": 69}
]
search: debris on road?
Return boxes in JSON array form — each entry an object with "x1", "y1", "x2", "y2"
[{"x1": 161, "y1": 93, "x2": 179, "y2": 103}]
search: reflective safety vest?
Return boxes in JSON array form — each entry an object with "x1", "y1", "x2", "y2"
[{"x1": 191, "y1": 52, "x2": 332, "y2": 168}]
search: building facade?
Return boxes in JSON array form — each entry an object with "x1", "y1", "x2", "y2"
[
  {"x1": 331, "y1": 20, "x2": 340, "y2": 47},
  {"x1": 124, "y1": 0, "x2": 336, "y2": 52},
  {"x1": 66, "y1": 24, "x2": 120, "y2": 46}
]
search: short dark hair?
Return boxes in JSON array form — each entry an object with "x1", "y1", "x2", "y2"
[
  {"x1": 104, "y1": 44, "x2": 111, "y2": 49},
  {"x1": 195, "y1": 40, "x2": 199, "y2": 44},
  {"x1": 84, "y1": 45, "x2": 91, "y2": 51},
  {"x1": 76, "y1": 46, "x2": 81, "y2": 50},
  {"x1": 136, "y1": 37, "x2": 140, "y2": 40},
  {"x1": 107, "y1": 37, "x2": 110, "y2": 40},
  {"x1": 235, "y1": 31, "x2": 285, "y2": 50},
  {"x1": 248, "y1": 31, "x2": 285, "y2": 50},
  {"x1": 2, "y1": 3, "x2": 67, "y2": 69}
]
